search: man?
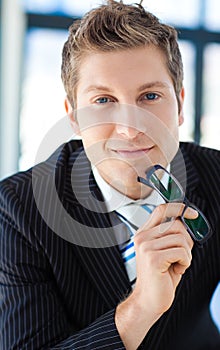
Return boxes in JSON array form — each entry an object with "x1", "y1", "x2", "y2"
[{"x1": 0, "y1": 1, "x2": 220, "y2": 349}]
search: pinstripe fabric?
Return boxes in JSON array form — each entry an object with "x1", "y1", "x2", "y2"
[{"x1": 0, "y1": 140, "x2": 220, "y2": 349}]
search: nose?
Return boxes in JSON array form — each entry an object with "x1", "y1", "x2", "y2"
[
  {"x1": 115, "y1": 124, "x2": 142, "y2": 138},
  {"x1": 114, "y1": 104, "x2": 145, "y2": 138}
]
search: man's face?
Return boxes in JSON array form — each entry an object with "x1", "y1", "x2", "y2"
[{"x1": 71, "y1": 45, "x2": 184, "y2": 199}]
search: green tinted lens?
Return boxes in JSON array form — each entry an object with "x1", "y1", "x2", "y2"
[
  {"x1": 150, "y1": 172, "x2": 183, "y2": 201},
  {"x1": 167, "y1": 177, "x2": 183, "y2": 201},
  {"x1": 183, "y1": 212, "x2": 209, "y2": 241}
]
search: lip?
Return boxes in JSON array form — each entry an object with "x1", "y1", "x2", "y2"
[{"x1": 112, "y1": 146, "x2": 154, "y2": 158}]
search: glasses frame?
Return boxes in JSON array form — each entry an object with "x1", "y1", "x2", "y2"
[{"x1": 137, "y1": 164, "x2": 212, "y2": 245}]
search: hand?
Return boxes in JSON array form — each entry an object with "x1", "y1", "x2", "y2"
[
  {"x1": 133, "y1": 203, "x2": 196, "y2": 316},
  {"x1": 115, "y1": 203, "x2": 197, "y2": 350}
]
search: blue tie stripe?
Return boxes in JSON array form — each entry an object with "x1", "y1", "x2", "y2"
[
  {"x1": 123, "y1": 251, "x2": 136, "y2": 262},
  {"x1": 120, "y1": 241, "x2": 134, "y2": 254},
  {"x1": 142, "y1": 204, "x2": 154, "y2": 214}
]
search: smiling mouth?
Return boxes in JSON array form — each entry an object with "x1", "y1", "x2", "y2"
[{"x1": 113, "y1": 146, "x2": 154, "y2": 158}]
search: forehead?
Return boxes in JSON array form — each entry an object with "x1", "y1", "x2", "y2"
[{"x1": 77, "y1": 45, "x2": 173, "y2": 93}]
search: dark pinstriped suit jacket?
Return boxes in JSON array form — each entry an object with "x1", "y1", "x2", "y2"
[{"x1": 0, "y1": 140, "x2": 220, "y2": 350}]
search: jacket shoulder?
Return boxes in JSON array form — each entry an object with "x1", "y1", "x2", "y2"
[
  {"x1": 180, "y1": 142, "x2": 220, "y2": 206},
  {"x1": 0, "y1": 140, "x2": 83, "y2": 213},
  {"x1": 0, "y1": 140, "x2": 82, "y2": 190},
  {"x1": 180, "y1": 141, "x2": 220, "y2": 166}
]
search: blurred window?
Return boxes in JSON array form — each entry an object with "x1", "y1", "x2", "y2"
[
  {"x1": 141, "y1": 0, "x2": 200, "y2": 27},
  {"x1": 23, "y1": 0, "x2": 116, "y2": 16},
  {"x1": 19, "y1": 29, "x2": 67, "y2": 169},
  {"x1": 23, "y1": 0, "x2": 200, "y2": 25},
  {"x1": 178, "y1": 41, "x2": 195, "y2": 143},
  {"x1": 201, "y1": 44, "x2": 220, "y2": 150},
  {"x1": 205, "y1": 0, "x2": 220, "y2": 31}
]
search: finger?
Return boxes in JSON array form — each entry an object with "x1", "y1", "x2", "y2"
[
  {"x1": 157, "y1": 247, "x2": 192, "y2": 274},
  {"x1": 136, "y1": 219, "x2": 194, "y2": 250},
  {"x1": 183, "y1": 206, "x2": 199, "y2": 219},
  {"x1": 140, "y1": 231, "x2": 193, "y2": 257},
  {"x1": 139, "y1": 203, "x2": 197, "y2": 231},
  {"x1": 153, "y1": 220, "x2": 194, "y2": 249},
  {"x1": 137, "y1": 247, "x2": 192, "y2": 275}
]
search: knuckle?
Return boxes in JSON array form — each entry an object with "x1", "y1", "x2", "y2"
[
  {"x1": 182, "y1": 248, "x2": 192, "y2": 267},
  {"x1": 145, "y1": 250, "x2": 158, "y2": 265},
  {"x1": 134, "y1": 232, "x2": 147, "y2": 247},
  {"x1": 134, "y1": 234, "x2": 142, "y2": 246},
  {"x1": 153, "y1": 204, "x2": 165, "y2": 216}
]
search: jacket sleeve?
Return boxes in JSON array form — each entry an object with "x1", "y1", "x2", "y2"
[{"x1": 0, "y1": 178, "x2": 125, "y2": 350}]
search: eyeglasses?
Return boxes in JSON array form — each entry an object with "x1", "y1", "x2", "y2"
[{"x1": 137, "y1": 164, "x2": 212, "y2": 245}]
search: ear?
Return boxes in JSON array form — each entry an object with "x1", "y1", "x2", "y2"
[
  {"x1": 64, "y1": 97, "x2": 81, "y2": 135},
  {"x1": 178, "y1": 87, "x2": 185, "y2": 126}
]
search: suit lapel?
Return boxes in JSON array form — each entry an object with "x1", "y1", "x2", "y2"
[
  {"x1": 171, "y1": 145, "x2": 206, "y2": 212},
  {"x1": 56, "y1": 142, "x2": 130, "y2": 309},
  {"x1": 62, "y1": 207, "x2": 131, "y2": 308},
  {"x1": 72, "y1": 244, "x2": 131, "y2": 308}
]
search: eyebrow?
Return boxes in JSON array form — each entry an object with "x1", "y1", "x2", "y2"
[
  {"x1": 137, "y1": 81, "x2": 170, "y2": 91},
  {"x1": 83, "y1": 85, "x2": 113, "y2": 94},
  {"x1": 83, "y1": 81, "x2": 170, "y2": 94}
]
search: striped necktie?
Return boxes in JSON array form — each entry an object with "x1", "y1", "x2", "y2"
[{"x1": 116, "y1": 204, "x2": 155, "y2": 287}]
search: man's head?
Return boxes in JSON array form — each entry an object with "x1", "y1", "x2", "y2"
[
  {"x1": 61, "y1": 0, "x2": 183, "y2": 110},
  {"x1": 61, "y1": 1, "x2": 185, "y2": 199}
]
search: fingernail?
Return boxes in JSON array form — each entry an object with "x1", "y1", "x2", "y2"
[{"x1": 186, "y1": 207, "x2": 198, "y2": 217}]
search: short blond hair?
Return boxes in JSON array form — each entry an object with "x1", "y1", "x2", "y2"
[{"x1": 61, "y1": 0, "x2": 183, "y2": 109}]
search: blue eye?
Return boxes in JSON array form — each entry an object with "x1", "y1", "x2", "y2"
[
  {"x1": 96, "y1": 97, "x2": 111, "y2": 104},
  {"x1": 144, "y1": 93, "x2": 158, "y2": 100}
]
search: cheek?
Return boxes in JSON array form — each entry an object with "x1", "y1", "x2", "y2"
[
  {"x1": 80, "y1": 125, "x2": 112, "y2": 148},
  {"x1": 80, "y1": 125, "x2": 113, "y2": 165},
  {"x1": 158, "y1": 102, "x2": 179, "y2": 126},
  {"x1": 161, "y1": 115, "x2": 179, "y2": 137}
]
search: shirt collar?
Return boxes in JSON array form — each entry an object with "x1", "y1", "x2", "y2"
[{"x1": 92, "y1": 165, "x2": 170, "y2": 212}]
